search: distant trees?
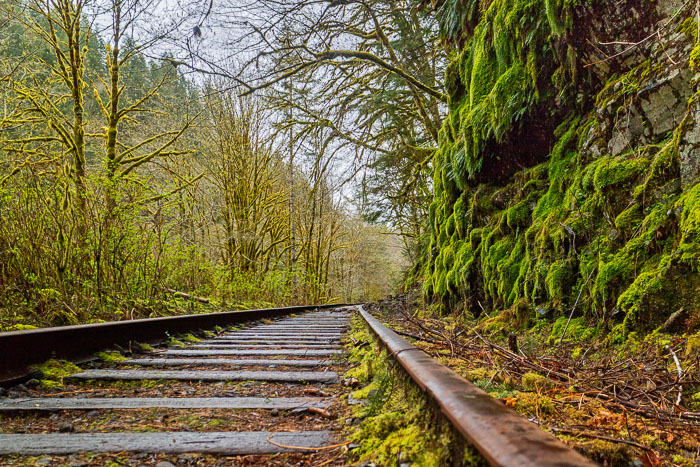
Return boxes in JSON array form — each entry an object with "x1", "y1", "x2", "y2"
[
  {"x1": 199, "y1": 85, "x2": 376, "y2": 305},
  {"x1": 174, "y1": 0, "x2": 445, "y2": 256},
  {"x1": 202, "y1": 91, "x2": 285, "y2": 275},
  {"x1": 0, "y1": 1, "x2": 405, "y2": 329}
]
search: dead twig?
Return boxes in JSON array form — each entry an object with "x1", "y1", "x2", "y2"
[
  {"x1": 584, "y1": 0, "x2": 692, "y2": 68},
  {"x1": 265, "y1": 434, "x2": 351, "y2": 451}
]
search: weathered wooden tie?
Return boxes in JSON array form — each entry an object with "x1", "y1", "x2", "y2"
[
  {"x1": 186, "y1": 343, "x2": 342, "y2": 349},
  {"x1": 213, "y1": 336, "x2": 341, "y2": 342},
  {"x1": 0, "y1": 431, "x2": 335, "y2": 455},
  {"x1": 125, "y1": 358, "x2": 331, "y2": 367},
  {"x1": 163, "y1": 349, "x2": 342, "y2": 356},
  {"x1": 0, "y1": 397, "x2": 331, "y2": 411},
  {"x1": 71, "y1": 369, "x2": 339, "y2": 383}
]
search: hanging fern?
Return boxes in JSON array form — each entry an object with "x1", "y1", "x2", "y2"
[{"x1": 435, "y1": 0, "x2": 481, "y2": 44}]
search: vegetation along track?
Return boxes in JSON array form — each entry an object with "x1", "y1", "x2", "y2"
[{"x1": 0, "y1": 305, "x2": 594, "y2": 466}]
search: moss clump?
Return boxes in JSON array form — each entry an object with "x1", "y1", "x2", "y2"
[
  {"x1": 691, "y1": 44, "x2": 700, "y2": 72},
  {"x1": 676, "y1": 183, "x2": 700, "y2": 271},
  {"x1": 686, "y1": 333, "x2": 700, "y2": 358},
  {"x1": 614, "y1": 204, "x2": 643, "y2": 237},
  {"x1": 6, "y1": 324, "x2": 37, "y2": 331},
  {"x1": 545, "y1": 260, "x2": 569, "y2": 307},
  {"x1": 521, "y1": 372, "x2": 552, "y2": 391},
  {"x1": 33, "y1": 359, "x2": 82, "y2": 388},
  {"x1": 676, "y1": 17, "x2": 699, "y2": 43},
  {"x1": 691, "y1": 391, "x2": 700, "y2": 411},
  {"x1": 506, "y1": 200, "x2": 530, "y2": 230},
  {"x1": 351, "y1": 381, "x2": 380, "y2": 401},
  {"x1": 511, "y1": 391, "x2": 555, "y2": 416},
  {"x1": 166, "y1": 336, "x2": 185, "y2": 348},
  {"x1": 549, "y1": 316, "x2": 598, "y2": 344},
  {"x1": 179, "y1": 333, "x2": 201, "y2": 343},
  {"x1": 593, "y1": 156, "x2": 648, "y2": 192},
  {"x1": 97, "y1": 351, "x2": 129, "y2": 363},
  {"x1": 137, "y1": 342, "x2": 154, "y2": 352}
]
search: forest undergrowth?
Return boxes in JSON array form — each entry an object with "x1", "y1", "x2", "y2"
[{"x1": 369, "y1": 293, "x2": 700, "y2": 465}]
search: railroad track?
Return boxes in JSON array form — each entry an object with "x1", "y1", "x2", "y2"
[
  {"x1": 0, "y1": 308, "x2": 353, "y2": 465},
  {"x1": 0, "y1": 305, "x2": 594, "y2": 466}
]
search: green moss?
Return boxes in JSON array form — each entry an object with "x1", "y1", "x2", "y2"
[
  {"x1": 677, "y1": 183, "x2": 700, "y2": 271},
  {"x1": 593, "y1": 156, "x2": 648, "y2": 192},
  {"x1": 33, "y1": 359, "x2": 81, "y2": 388},
  {"x1": 351, "y1": 381, "x2": 379, "y2": 400},
  {"x1": 691, "y1": 44, "x2": 700, "y2": 72},
  {"x1": 686, "y1": 333, "x2": 700, "y2": 358},
  {"x1": 448, "y1": 0, "x2": 575, "y2": 177},
  {"x1": 166, "y1": 336, "x2": 186, "y2": 348},
  {"x1": 422, "y1": 0, "x2": 698, "y2": 339},
  {"x1": 506, "y1": 200, "x2": 530, "y2": 230},
  {"x1": 179, "y1": 333, "x2": 201, "y2": 343},
  {"x1": 550, "y1": 316, "x2": 598, "y2": 344},
  {"x1": 545, "y1": 260, "x2": 569, "y2": 306},
  {"x1": 97, "y1": 351, "x2": 129, "y2": 363},
  {"x1": 6, "y1": 324, "x2": 37, "y2": 331},
  {"x1": 614, "y1": 204, "x2": 643, "y2": 237},
  {"x1": 347, "y1": 316, "x2": 486, "y2": 466},
  {"x1": 469, "y1": 227, "x2": 484, "y2": 248},
  {"x1": 511, "y1": 392, "x2": 555, "y2": 416},
  {"x1": 453, "y1": 196, "x2": 468, "y2": 238},
  {"x1": 521, "y1": 372, "x2": 553, "y2": 391},
  {"x1": 676, "y1": 17, "x2": 698, "y2": 43}
]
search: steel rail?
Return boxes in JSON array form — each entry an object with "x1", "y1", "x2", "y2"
[
  {"x1": 357, "y1": 305, "x2": 595, "y2": 467},
  {"x1": 0, "y1": 304, "x2": 348, "y2": 383}
]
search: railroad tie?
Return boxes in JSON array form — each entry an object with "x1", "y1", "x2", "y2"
[{"x1": 0, "y1": 309, "x2": 352, "y2": 459}]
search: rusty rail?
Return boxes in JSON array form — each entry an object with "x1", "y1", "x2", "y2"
[
  {"x1": 357, "y1": 305, "x2": 595, "y2": 467},
  {"x1": 0, "y1": 304, "x2": 347, "y2": 383}
]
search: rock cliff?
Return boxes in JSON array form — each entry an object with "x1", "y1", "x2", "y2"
[{"x1": 422, "y1": 0, "x2": 700, "y2": 335}]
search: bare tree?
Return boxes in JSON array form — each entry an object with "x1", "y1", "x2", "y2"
[{"x1": 173, "y1": 0, "x2": 445, "y2": 245}]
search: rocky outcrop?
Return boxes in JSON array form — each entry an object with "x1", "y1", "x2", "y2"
[
  {"x1": 679, "y1": 97, "x2": 700, "y2": 187},
  {"x1": 423, "y1": 0, "x2": 700, "y2": 335}
]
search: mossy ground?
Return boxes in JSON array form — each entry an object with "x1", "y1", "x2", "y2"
[{"x1": 345, "y1": 314, "x2": 486, "y2": 466}]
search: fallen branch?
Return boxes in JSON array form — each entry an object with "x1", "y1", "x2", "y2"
[
  {"x1": 551, "y1": 427, "x2": 656, "y2": 452},
  {"x1": 308, "y1": 407, "x2": 333, "y2": 418},
  {"x1": 162, "y1": 287, "x2": 210, "y2": 304},
  {"x1": 666, "y1": 344, "x2": 683, "y2": 406}
]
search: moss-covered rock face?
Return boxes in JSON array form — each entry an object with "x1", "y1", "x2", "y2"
[{"x1": 425, "y1": 0, "x2": 700, "y2": 335}]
